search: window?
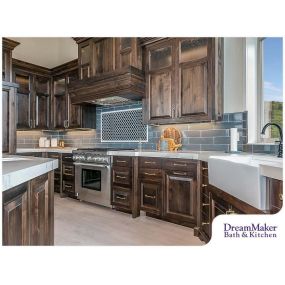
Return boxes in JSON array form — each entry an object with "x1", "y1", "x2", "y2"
[{"x1": 260, "y1": 38, "x2": 283, "y2": 141}]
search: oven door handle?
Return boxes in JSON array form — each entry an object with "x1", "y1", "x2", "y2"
[{"x1": 74, "y1": 162, "x2": 110, "y2": 169}]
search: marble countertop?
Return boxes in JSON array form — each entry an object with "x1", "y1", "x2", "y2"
[
  {"x1": 16, "y1": 147, "x2": 77, "y2": 154},
  {"x1": 2, "y1": 155, "x2": 59, "y2": 191},
  {"x1": 107, "y1": 150, "x2": 283, "y2": 180}
]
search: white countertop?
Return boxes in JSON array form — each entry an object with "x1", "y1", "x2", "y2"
[
  {"x1": 107, "y1": 150, "x2": 283, "y2": 180},
  {"x1": 16, "y1": 147, "x2": 77, "y2": 154},
  {"x1": 2, "y1": 155, "x2": 59, "y2": 191}
]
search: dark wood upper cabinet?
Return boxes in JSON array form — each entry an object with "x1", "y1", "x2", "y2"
[
  {"x1": 35, "y1": 76, "x2": 50, "y2": 129},
  {"x1": 53, "y1": 76, "x2": 67, "y2": 128},
  {"x1": 2, "y1": 82, "x2": 17, "y2": 154},
  {"x1": 2, "y1": 38, "x2": 20, "y2": 82},
  {"x1": 14, "y1": 71, "x2": 33, "y2": 129},
  {"x1": 77, "y1": 37, "x2": 142, "y2": 80},
  {"x1": 145, "y1": 38, "x2": 223, "y2": 124},
  {"x1": 146, "y1": 40, "x2": 175, "y2": 121}
]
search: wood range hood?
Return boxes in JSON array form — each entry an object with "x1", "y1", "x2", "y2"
[{"x1": 68, "y1": 66, "x2": 145, "y2": 106}]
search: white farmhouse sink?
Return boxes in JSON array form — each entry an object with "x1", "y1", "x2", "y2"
[{"x1": 208, "y1": 155, "x2": 266, "y2": 210}]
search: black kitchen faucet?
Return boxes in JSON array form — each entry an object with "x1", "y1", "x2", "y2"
[{"x1": 261, "y1": 123, "x2": 283, "y2": 158}]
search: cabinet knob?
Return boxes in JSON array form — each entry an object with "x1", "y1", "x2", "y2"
[
  {"x1": 202, "y1": 203, "x2": 210, "y2": 206},
  {"x1": 144, "y1": 194, "x2": 156, "y2": 199},
  {"x1": 202, "y1": 184, "x2": 208, "y2": 187},
  {"x1": 279, "y1": 194, "x2": 283, "y2": 201},
  {"x1": 202, "y1": 167, "x2": 208, "y2": 170},
  {"x1": 202, "y1": 222, "x2": 210, "y2": 226}
]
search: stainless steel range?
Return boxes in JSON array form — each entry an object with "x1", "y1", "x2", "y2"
[{"x1": 73, "y1": 149, "x2": 112, "y2": 207}]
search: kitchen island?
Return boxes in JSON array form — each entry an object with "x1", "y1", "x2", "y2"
[{"x1": 2, "y1": 155, "x2": 58, "y2": 245}]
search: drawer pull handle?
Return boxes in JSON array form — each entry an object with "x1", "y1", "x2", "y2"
[
  {"x1": 202, "y1": 203, "x2": 210, "y2": 206},
  {"x1": 279, "y1": 194, "x2": 283, "y2": 201},
  {"x1": 116, "y1": 175, "x2": 126, "y2": 179},
  {"x1": 144, "y1": 194, "x2": 156, "y2": 199},
  {"x1": 116, "y1": 195, "x2": 126, "y2": 200},
  {"x1": 226, "y1": 209, "x2": 235, "y2": 215},
  {"x1": 202, "y1": 184, "x2": 208, "y2": 187},
  {"x1": 144, "y1": 172, "x2": 156, "y2": 176},
  {"x1": 64, "y1": 184, "x2": 73, "y2": 188},
  {"x1": 145, "y1": 161, "x2": 155, "y2": 164},
  {"x1": 173, "y1": 163, "x2": 187, "y2": 167},
  {"x1": 202, "y1": 222, "x2": 210, "y2": 225},
  {"x1": 173, "y1": 171, "x2": 187, "y2": 176},
  {"x1": 117, "y1": 160, "x2": 127, "y2": 163},
  {"x1": 202, "y1": 167, "x2": 208, "y2": 170}
]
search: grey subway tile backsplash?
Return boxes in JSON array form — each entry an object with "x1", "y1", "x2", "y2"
[{"x1": 16, "y1": 102, "x2": 277, "y2": 155}]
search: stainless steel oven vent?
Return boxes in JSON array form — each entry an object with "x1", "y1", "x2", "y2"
[{"x1": 101, "y1": 108, "x2": 148, "y2": 142}]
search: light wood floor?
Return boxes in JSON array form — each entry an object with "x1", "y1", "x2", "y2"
[{"x1": 54, "y1": 194, "x2": 204, "y2": 246}]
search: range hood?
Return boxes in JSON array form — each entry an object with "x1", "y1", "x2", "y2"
[{"x1": 68, "y1": 66, "x2": 145, "y2": 105}]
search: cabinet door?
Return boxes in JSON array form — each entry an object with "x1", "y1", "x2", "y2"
[
  {"x1": 164, "y1": 171, "x2": 197, "y2": 224},
  {"x1": 146, "y1": 41, "x2": 175, "y2": 122},
  {"x1": 140, "y1": 180, "x2": 161, "y2": 215},
  {"x1": 53, "y1": 76, "x2": 67, "y2": 128},
  {"x1": 2, "y1": 88, "x2": 10, "y2": 152},
  {"x1": 30, "y1": 174, "x2": 49, "y2": 245},
  {"x1": 15, "y1": 73, "x2": 32, "y2": 129},
  {"x1": 93, "y1": 38, "x2": 114, "y2": 75},
  {"x1": 177, "y1": 38, "x2": 213, "y2": 121},
  {"x1": 35, "y1": 76, "x2": 50, "y2": 129},
  {"x1": 2, "y1": 184, "x2": 29, "y2": 245},
  {"x1": 67, "y1": 71, "x2": 81, "y2": 128},
  {"x1": 79, "y1": 42, "x2": 91, "y2": 79},
  {"x1": 268, "y1": 178, "x2": 283, "y2": 214}
]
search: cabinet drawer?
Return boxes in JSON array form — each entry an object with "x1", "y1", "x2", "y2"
[
  {"x1": 62, "y1": 164, "x2": 74, "y2": 176},
  {"x1": 166, "y1": 169, "x2": 194, "y2": 178},
  {"x1": 139, "y1": 168, "x2": 162, "y2": 180},
  {"x1": 140, "y1": 180, "x2": 161, "y2": 214},
  {"x1": 62, "y1": 153, "x2": 73, "y2": 163},
  {"x1": 113, "y1": 156, "x2": 132, "y2": 167},
  {"x1": 112, "y1": 186, "x2": 131, "y2": 208},
  {"x1": 139, "y1": 157, "x2": 161, "y2": 169},
  {"x1": 62, "y1": 180, "x2": 74, "y2": 194},
  {"x1": 163, "y1": 159, "x2": 197, "y2": 172},
  {"x1": 112, "y1": 167, "x2": 132, "y2": 186}
]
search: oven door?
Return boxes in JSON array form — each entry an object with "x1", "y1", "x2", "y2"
[{"x1": 74, "y1": 162, "x2": 111, "y2": 207}]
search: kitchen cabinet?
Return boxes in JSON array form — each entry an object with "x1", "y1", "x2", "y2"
[
  {"x1": 77, "y1": 37, "x2": 142, "y2": 80},
  {"x1": 29, "y1": 173, "x2": 50, "y2": 245},
  {"x1": 62, "y1": 153, "x2": 76, "y2": 198},
  {"x1": 267, "y1": 178, "x2": 283, "y2": 214},
  {"x1": 2, "y1": 182, "x2": 29, "y2": 245},
  {"x1": 2, "y1": 38, "x2": 20, "y2": 82},
  {"x1": 163, "y1": 159, "x2": 198, "y2": 226},
  {"x1": 47, "y1": 152, "x2": 62, "y2": 194},
  {"x1": 139, "y1": 157, "x2": 162, "y2": 215},
  {"x1": 2, "y1": 172, "x2": 54, "y2": 246},
  {"x1": 144, "y1": 38, "x2": 223, "y2": 124},
  {"x1": 111, "y1": 156, "x2": 133, "y2": 212},
  {"x1": 2, "y1": 82, "x2": 17, "y2": 154},
  {"x1": 14, "y1": 69, "x2": 51, "y2": 130}
]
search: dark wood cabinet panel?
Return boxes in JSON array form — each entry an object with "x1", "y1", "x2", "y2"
[
  {"x1": 164, "y1": 171, "x2": 197, "y2": 224},
  {"x1": 2, "y1": 183, "x2": 29, "y2": 245},
  {"x1": 140, "y1": 180, "x2": 161, "y2": 215},
  {"x1": 2, "y1": 82, "x2": 17, "y2": 154},
  {"x1": 149, "y1": 71, "x2": 173, "y2": 120},
  {"x1": 112, "y1": 166, "x2": 132, "y2": 186},
  {"x1": 267, "y1": 178, "x2": 283, "y2": 214},
  {"x1": 29, "y1": 174, "x2": 51, "y2": 245},
  {"x1": 2, "y1": 172, "x2": 54, "y2": 246},
  {"x1": 144, "y1": 38, "x2": 222, "y2": 124},
  {"x1": 54, "y1": 94, "x2": 67, "y2": 128},
  {"x1": 112, "y1": 185, "x2": 132, "y2": 208},
  {"x1": 179, "y1": 61, "x2": 208, "y2": 117}
]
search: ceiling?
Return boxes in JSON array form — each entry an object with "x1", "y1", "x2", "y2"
[{"x1": 8, "y1": 37, "x2": 78, "y2": 69}]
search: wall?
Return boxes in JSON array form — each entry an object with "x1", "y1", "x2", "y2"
[
  {"x1": 223, "y1": 38, "x2": 246, "y2": 113},
  {"x1": 16, "y1": 103, "x2": 278, "y2": 155}
]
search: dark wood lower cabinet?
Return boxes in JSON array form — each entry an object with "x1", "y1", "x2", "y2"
[
  {"x1": 2, "y1": 172, "x2": 54, "y2": 246},
  {"x1": 2, "y1": 183, "x2": 29, "y2": 245},
  {"x1": 164, "y1": 170, "x2": 197, "y2": 225},
  {"x1": 140, "y1": 180, "x2": 161, "y2": 215},
  {"x1": 267, "y1": 178, "x2": 283, "y2": 214}
]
